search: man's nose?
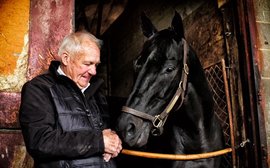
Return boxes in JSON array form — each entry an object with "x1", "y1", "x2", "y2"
[{"x1": 88, "y1": 66, "x2": 97, "y2": 75}]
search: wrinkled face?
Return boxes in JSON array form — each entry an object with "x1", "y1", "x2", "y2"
[{"x1": 62, "y1": 41, "x2": 100, "y2": 89}]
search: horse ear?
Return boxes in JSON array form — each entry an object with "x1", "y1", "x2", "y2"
[
  {"x1": 141, "y1": 12, "x2": 157, "y2": 38},
  {"x1": 171, "y1": 11, "x2": 184, "y2": 38}
]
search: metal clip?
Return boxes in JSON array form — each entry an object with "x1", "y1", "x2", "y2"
[
  {"x1": 151, "y1": 127, "x2": 163, "y2": 136},
  {"x1": 184, "y1": 64, "x2": 189, "y2": 75},
  {"x1": 239, "y1": 139, "x2": 250, "y2": 148},
  {"x1": 179, "y1": 81, "x2": 183, "y2": 89}
]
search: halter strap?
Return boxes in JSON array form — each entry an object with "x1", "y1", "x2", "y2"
[
  {"x1": 122, "y1": 106, "x2": 156, "y2": 122},
  {"x1": 122, "y1": 38, "x2": 189, "y2": 136}
]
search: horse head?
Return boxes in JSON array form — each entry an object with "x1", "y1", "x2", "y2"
[{"x1": 117, "y1": 11, "x2": 190, "y2": 148}]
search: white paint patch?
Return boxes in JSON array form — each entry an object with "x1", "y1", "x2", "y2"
[{"x1": 0, "y1": 32, "x2": 29, "y2": 91}]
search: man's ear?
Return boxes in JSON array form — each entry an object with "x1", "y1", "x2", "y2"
[{"x1": 61, "y1": 53, "x2": 69, "y2": 66}]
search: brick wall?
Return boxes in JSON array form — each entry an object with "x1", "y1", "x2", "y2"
[{"x1": 254, "y1": 0, "x2": 270, "y2": 165}]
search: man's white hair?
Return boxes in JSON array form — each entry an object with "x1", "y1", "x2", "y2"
[{"x1": 58, "y1": 31, "x2": 103, "y2": 57}]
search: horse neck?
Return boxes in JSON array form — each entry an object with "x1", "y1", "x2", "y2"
[{"x1": 175, "y1": 51, "x2": 214, "y2": 131}]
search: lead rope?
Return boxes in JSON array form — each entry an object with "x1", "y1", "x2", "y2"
[{"x1": 121, "y1": 139, "x2": 250, "y2": 160}]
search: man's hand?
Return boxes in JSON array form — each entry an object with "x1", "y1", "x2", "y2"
[{"x1": 102, "y1": 129, "x2": 122, "y2": 161}]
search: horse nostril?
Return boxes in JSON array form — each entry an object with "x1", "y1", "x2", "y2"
[{"x1": 126, "y1": 123, "x2": 136, "y2": 136}]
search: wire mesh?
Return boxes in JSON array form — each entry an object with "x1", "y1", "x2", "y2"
[{"x1": 204, "y1": 60, "x2": 233, "y2": 168}]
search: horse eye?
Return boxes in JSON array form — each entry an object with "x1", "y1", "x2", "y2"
[{"x1": 166, "y1": 67, "x2": 175, "y2": 73}]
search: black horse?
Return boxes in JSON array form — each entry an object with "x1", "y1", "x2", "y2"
[{"x1": 116, "y1": 12, "x2": 224, "y2": 168}]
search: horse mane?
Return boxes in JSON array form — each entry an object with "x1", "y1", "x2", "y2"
[{"x1": 186, "y1": 48, "x2": 215, "y2": 124}]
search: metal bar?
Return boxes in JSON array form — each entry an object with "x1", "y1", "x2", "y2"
[{"x1": 222, "y1": 59, "x2": 236, "y2": 167}]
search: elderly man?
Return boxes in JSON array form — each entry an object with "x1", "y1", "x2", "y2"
[{"x1": 19, "y1": 31, "x2": 122, "y2": 168}]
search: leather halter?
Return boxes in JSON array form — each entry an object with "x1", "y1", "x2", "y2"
[{"x1": 122, "y1": 39, "x2": 189, "y2": 136}]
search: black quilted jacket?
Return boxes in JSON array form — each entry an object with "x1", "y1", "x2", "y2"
[{"x1": 19, "y1": 61, "x2": 116, "y2": 168}]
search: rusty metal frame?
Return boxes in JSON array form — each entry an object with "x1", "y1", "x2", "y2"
[
  {"x1": 221, "y1": 59, "x2": 236, "y2": 167},
  {"x1": 234, "y1": 0, "x2": 268, "y2": 167}
]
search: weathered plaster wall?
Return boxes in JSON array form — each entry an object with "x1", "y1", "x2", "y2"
[
  {"x1": 254, "y1": 0, "x2": 270, "y2": 164},
  {"x1": 0, "y1": 0, "x2": 74, "y2": 167},
  {"x1": 0, "y1": 0, "x2": 30, "y2": 166}
]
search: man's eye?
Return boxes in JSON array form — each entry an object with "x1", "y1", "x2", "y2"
[
  {"x1": 84, "y1": 63, "x2": 99, "y2": 67},
  {"x1": 84, "y1": 62, "x2": 93, "y2": 65}
]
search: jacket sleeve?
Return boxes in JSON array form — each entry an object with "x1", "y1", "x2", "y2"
[{"x1": 19, "y1": 80, "x2": 105, "y2": 160}]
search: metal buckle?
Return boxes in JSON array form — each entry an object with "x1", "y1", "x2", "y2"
[{"x1": 152, "y1": 115, "x2": 163, "y2": 128}]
